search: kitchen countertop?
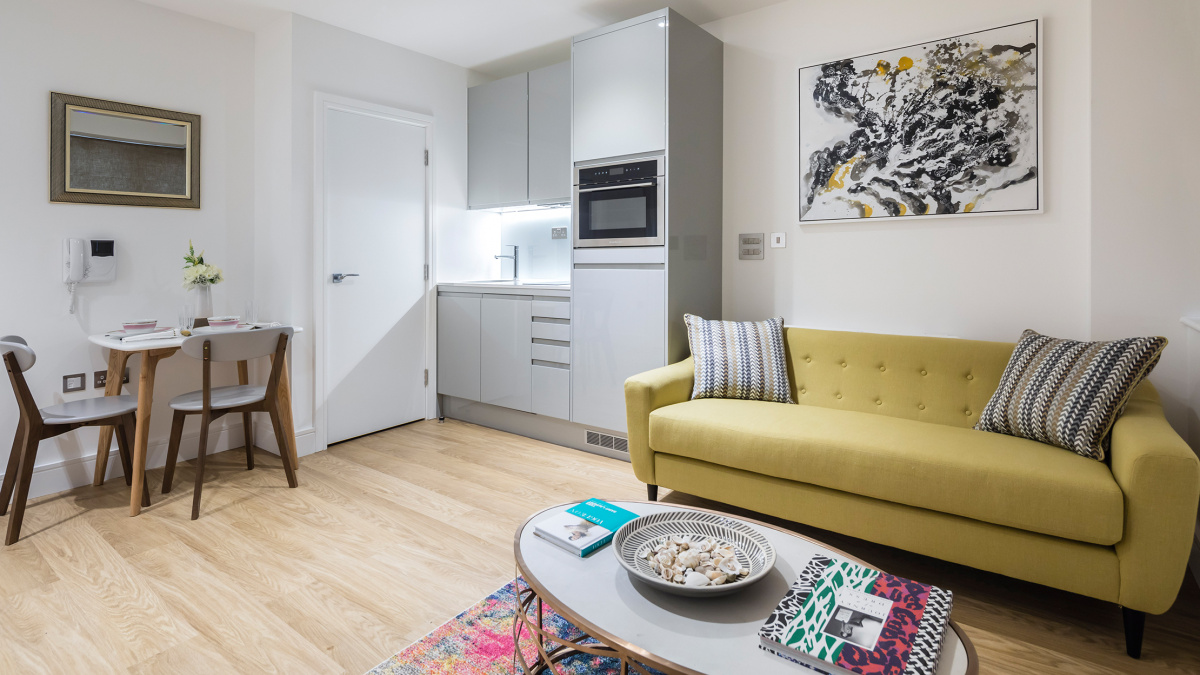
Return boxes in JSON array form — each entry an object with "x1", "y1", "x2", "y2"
[{"x1": 437, "y1": 280, "x2": 570, "y2": 297}]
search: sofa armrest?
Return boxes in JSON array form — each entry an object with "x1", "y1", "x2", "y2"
[
  {"x1": 624, "y1": 357, "x2": 694, "y2": 485},
  {"x1": 1110, "y1": 383, "x2": 1200, "y2": 614}
]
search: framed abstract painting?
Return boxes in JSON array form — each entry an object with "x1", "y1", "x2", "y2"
[{"x1": 799, "y1": 20, "x2": 1040, "y2": 222}]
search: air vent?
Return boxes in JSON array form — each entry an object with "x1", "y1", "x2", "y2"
[{"x1": 585, "y1": 430, "x2": 628, "y2": 453}]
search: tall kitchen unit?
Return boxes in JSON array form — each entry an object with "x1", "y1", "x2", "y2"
[{"x1": 570, "y1": 8, "x2": 723, "y2": 439}]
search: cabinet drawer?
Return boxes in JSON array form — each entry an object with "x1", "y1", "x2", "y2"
[
  {"x1": 532, "y1": 299, "x2": 570, "y2": 319},
  {"x1": 532, "y1": 365, "x2": 570, "y2": 420},
  {"x1": 532, "y1": 343, "x2": 570, "y2": 364},
  {"x1": 531, "y1": 321, "x2": 570, "y2": 342}
]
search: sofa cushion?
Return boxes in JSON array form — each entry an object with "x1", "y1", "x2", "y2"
[
  {"x1": 685, "y1": 314, "x2": 793, "y2": 404},
  {"x1": 975, "y1": 329, "x2": 1167, "y2": 461},
  {"x1": 648, "y1": 398, "x2": 1125, "y2": 546}
]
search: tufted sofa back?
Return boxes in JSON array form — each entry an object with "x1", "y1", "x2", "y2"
[{"x1": 783, "y1": 327, "x2": 1016, "y2": 430}]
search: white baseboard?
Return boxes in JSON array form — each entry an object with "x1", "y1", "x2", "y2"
[{"x1": 1, "y1": 420, "x2": 315, "y2": 502}]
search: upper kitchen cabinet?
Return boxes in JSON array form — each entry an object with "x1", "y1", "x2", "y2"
[
  {"x1": 528, "y1": 62, "x2": 571, "y2": 204},
  {"x1": 468, "y1": 72, "x2": 529, "y2": 209},
  {"x1": 468, "y1": 62, "x2": 571, "y2": 209},
  {"x1": 572, "y1": 17, "x2": 666, "y2": 163}
]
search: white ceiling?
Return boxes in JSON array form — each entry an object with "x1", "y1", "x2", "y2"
[{"x1": 135, "y1": 0, "x2": 784, "y2": 77}]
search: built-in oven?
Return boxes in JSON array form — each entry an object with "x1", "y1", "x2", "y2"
[{"x1": 573, "y1": 156, "x2": 665, "y2": 248}]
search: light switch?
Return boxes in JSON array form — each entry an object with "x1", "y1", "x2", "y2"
[
  {"x1": 771, "y1": 232, "x2": 786, "y2": 248},
  {"x1": 739, "y1": 233, "x2": 765, "y2": 260}
]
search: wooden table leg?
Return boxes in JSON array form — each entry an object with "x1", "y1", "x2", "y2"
[
  {"x1": 130, "y1": 349, "x2": 173, "y2": 516},
  {"x1": 237, "y1": 360, "x2": 254, "y2": 469},
  {"x1": 270, "y1": 353, "x2": 299, "y2": 471},
  {"x1": 93, "y1": 349, "x2": 130, "y2": 486}
]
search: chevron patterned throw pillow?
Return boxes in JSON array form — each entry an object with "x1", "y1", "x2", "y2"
[
  {"x1": 684, "y1": 314, "x2": 794, "y2": 404},
  {"x1": 975, "y1": 330, "x2": 1166, "y2": 460}
]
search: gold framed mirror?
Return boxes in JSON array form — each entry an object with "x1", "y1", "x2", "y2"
[{"x1": 50, "y1": 92, "x2": 201, "y2": 208}]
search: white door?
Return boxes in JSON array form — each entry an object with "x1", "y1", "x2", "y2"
[{"x1": 323, "y1": 105, "x2": 428, "y2": 444}]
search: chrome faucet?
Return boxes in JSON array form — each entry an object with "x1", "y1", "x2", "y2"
[{"x1": 495, "y1": 245, "x2": 519, "y2": 281}]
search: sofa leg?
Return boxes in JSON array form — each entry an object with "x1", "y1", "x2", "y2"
[
  {"x1": 647, "y1": 484, "x2": 658, "y2": 502},
  {"x1": 1122, "y1": 607, "x2": 1145, "y2": 659}
]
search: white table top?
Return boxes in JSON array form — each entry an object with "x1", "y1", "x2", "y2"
[
  {"x1": 516, "y1": 501, "x2": 972, "y2": 675},
  {"x1": 89, "y1": 325, "x2": 302, "y2": 352}
]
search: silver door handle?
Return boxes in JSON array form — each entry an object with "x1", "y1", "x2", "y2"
[
  {"x1": 332, "y1": 273, "x2": 359, "y2": 283},
  {"x1": 578, "y1": 181, "x2": 656, "y2": 193}
]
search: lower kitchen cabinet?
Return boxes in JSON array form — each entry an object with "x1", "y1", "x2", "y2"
[
  {"x1": 437, "y1": 294, "x2": 481, "y2": 401},
  {"x1": 480, "y1": 294, "x2": 533, "y2": 412},
  {"x1": 531, "y1": 364, "x2": 570, "y2": 420}
]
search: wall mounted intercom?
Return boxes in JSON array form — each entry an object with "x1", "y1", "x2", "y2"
[{"x1": 63, "y1": 238, "x2": 116, "y2": 313}]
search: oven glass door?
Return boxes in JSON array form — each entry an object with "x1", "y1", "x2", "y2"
[{"x1": 576, "y1": 179, "x2": 660, "y2": 246}]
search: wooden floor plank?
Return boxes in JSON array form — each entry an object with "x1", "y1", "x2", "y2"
[{"x1": 0, "y1": 418, "x2": 1195, "y2": 674}]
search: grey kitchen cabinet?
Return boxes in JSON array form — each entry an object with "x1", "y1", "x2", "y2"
[
  {"x1": 480, "y1": 294, "x2": 533, "y2": 412},
  {"x1": 468, "y1": 72, "x2": 529, "y2": 208},
  {"x1": 531, "y1": 364, "x2": 570, "y2": 420},
  {"x1": 436, "y1": 294, "x2": 481, "y2": 401},
  {"x1": 528, "y1": 61, "x2": 571, "y2": 204},
  {"x1": 572, "y1": 18, "x2": 666, "y2": 163}
]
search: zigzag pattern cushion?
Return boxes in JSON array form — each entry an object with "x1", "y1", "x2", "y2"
[
  {"x1": 684, "y1": 314, "x2": 793, "y2": 404},
  {"x1": 975, "y1": 329, "x2": 1166, "y2": 460}
]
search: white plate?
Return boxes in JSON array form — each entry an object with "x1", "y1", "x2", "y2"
[{"x1": 192, "y1": 324, "x2": 253, "y2": 334}]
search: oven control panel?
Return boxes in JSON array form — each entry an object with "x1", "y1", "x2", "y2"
[{"x1": 577, "y1": 159, "x2": 662, "y2": 185}]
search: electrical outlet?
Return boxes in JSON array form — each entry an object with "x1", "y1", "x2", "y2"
[
  {"x1": 123, "y1": 368, "x2": 130, "y2": 384},
  {"x1": 551, "y1": 227, "x2": 568, "y2": 240},
  {"x1": 63, "y1": 373, "x2": 85, "y2": 393},
  {"x1": 771, "y1": 232, "x2": 786, "y2": 248},
  {"x1": 738, "y1": 233, "x2": 765, "y2": 260},
  {"x1": 94, "y1": 370, "x2": 107, "y2": 389}
]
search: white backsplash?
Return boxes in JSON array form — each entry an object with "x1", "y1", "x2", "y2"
[{"x1": 498, "y1": 208, "x2": 571, "y2": 282}]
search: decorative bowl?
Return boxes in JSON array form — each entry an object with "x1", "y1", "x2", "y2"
[
  {"x1": 206, "y1": 316, "x2": 240, "y2": 329},
  {"x1": 122, "y1": 320, "x2": 157, "y2": 334},
  {"x1": 613, "y1": 510, "x2": 776, "y2": 597}
]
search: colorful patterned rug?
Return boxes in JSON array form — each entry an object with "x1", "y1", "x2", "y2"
[{"x1": 367, "y1": 578, "x2": 663, "y2": 675}]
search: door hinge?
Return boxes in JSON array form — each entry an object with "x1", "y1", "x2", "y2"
[
  {"x1": 423, "y1": 264, "x2": 429, "y2": 280},
  {"x1": 424, "y1": 369, "x2": 429, "y2": 386},
  {"x1": 424, "y1": 149, "x2": 429, "y2": 166}
]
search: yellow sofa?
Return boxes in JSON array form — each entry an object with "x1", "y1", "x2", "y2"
[{"x1": 625, "y1": 327, "x2": 1199, "y2": 658}]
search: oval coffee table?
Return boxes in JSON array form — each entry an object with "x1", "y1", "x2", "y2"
[{"x1": 513, "y1": 500, "x2": 978, "y2": 675}]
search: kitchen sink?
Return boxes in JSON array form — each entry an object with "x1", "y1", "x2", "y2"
[{"x1": 460, "y1": 279, "x2": 568, "y2": 286}]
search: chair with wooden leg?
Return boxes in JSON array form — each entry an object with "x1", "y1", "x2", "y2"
[
  {"x1": 161, "y1": 327, "x2": 297, "y2": 519},
  {"x1": 1, "y1": 336, "x2": 149, "y2": 545}
]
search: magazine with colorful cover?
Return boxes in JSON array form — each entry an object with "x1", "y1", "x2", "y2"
[
  {"x1": 532, "y1": 499, "x2": 639, "y2": 557},
  {"x1": 758, "y1": 554, "x2": 953, "y2": 675}
]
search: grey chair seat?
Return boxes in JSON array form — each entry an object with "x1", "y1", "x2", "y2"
[
  {"x1": 169, "y1": 385, "x2": 267, "y2": 412},
  {"x1": 41, "y1": 395, "x2": 139, "y2": 425}
]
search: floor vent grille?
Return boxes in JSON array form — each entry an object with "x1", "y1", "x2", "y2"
[{"x1": 585, "y1": 430, "x2": 628, "y2": 453}]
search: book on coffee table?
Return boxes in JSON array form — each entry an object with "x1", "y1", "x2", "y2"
[
  {"x1": 533, "y1": 498, "x2": 639, "y2": 557},
  {"x1": 759, "y1": 554, "x2": 953, "y2": 675}
]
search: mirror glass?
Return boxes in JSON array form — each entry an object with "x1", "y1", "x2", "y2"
[{"x1": 66, "y1": 106, "x2": 191, "y2": 198}]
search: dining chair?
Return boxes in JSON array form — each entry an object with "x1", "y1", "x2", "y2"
[
  {"x1": 1, "y1": 335, "x2": 149, "y2": 545},
  {"x1": 162, "y1": 327, "x2": 297, "y2": 519}
]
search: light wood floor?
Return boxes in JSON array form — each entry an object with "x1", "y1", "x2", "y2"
[{"x1": 0, "y1": 419, "x2": 1196, "y2": 674}]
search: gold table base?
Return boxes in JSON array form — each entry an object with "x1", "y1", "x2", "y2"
[{"x1": 513, "y1": 576, "x2": 658, "y2": 675}]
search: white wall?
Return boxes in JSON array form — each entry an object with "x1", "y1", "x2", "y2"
[
  {"x1": 1090, "y1": 0, "x2": 1200, "y2": 435},
  {"x1": 0, "y1": 0, "x2": 255, "y2": 498},
  {"x1": 253, "y1": 14, "x2": 497, "y2": 453},
  {"x1": 704, "y1": 0, "x2": 1092, "y2": 342},
  {"x1": 499, "y1": 209, "x2": 572, "y2": 282}
]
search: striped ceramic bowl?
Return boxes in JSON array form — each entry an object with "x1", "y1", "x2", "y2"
[{"x1": 612, "y1": 510, "x2": 776, "y2": 597}]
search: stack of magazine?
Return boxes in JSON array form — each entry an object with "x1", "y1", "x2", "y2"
[
  {"x1": 758, "y1": 554, "x2": 953, "y2": 675},
  {"x1": 533, "y1": 498, "x2": 638, "y2": 557}
]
